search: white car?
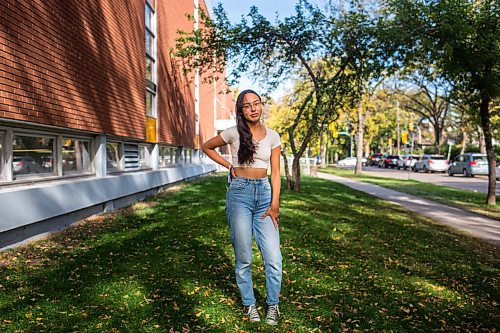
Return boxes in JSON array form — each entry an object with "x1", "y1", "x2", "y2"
[
  {"x1": 336, "y1": 157, "x2": 367, "y2": 166},
  {"x1": 414, "y1": 154, "x2": 448, "y2": 173},
  {"x1": 397, "y1": 155, "x2": 420, "y2": 170}
]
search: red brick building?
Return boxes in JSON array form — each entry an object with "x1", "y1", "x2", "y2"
[{"x1": 0, "y1": 0, "x2": 234, "y2": 248}]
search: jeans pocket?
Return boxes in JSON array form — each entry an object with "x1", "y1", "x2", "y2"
[
  {"x1": 228, "y1": 179, "x2": 246, "y2": 190},
  {"x1": 263, "y1": 181, "x2": 271, "y2": 191}
]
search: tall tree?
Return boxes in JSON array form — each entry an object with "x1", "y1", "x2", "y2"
[
  {"x1": 398, "y1": 70, "x2": 453, "y2": 153},
  {"x1": 386, "y1": 0, "x2": 499, "y2": 204},
  {"x1": 266, "y1": 89, "x2": 313, "y2": 190},
  {"x1": 176, "y1": 1, "x2": 374, "y2": 191},
  {"x1": 336, "y1": 2, "x2": 395, "y2": 175}
]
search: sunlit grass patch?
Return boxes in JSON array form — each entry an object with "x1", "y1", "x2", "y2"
[{"x1": 0, "y1": 175, "x2": 498, "y2": 332}]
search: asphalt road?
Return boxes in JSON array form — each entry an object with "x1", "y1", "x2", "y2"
[{"x1": 354, "y1": 165, "x2": 500, "y2": 195}]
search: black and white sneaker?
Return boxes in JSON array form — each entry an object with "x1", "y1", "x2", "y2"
[
  {"x1": 265, "y1": 304, "x2": 280, "y2": 325},
  {"x1": 244, "y1": 304, "x2": 261, "y2": 322}
]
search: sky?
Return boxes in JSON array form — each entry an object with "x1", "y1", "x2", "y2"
[
  {"x1": 204, "y1": 0, "x2": 309, "y2": 23},
  {"x1": 203, "y1": 0, "x2": 326, "y2": 100}
]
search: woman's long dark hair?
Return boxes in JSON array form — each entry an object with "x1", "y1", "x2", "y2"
[{"x1": 235, "y1": 89, "x2": 261, "y2": 165}]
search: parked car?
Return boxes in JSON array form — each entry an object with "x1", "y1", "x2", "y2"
[
  {"x1": 368, "y1": 153, "x2": 383, "y2": 166},
  {"x1": 336, "y1": 157, "x2": 367, "y2": 166},
  {"x1": 377, "y1": 154, "x2": 387, "y2": 168},
  {"x1": 379, "y1": 155, "x2": 400, "y2": 168},
  {"x1": 496, "y1": 162, "x2": 500, "y2": 181},
  {"x1": 397, "y1": 155, "x2": 420, "y2": 170},
  {"x1": 12, "y1": 156, "x2": 38, "y2": 174},
  {"x1": 448, "y1": 153, "x2": 489, "y2": 177},
  {"x1": 41, "y1": 156, "x2": 54, "y2": 170},
  {"x1": 414, "y1": 154, "x2": 448, "y2": 173}
]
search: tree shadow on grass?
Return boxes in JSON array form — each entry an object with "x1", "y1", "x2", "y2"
[
  {"x1": 279, "y1": 177, "x2": 500, "y2": 332},
  {"x1": 0, "y1": 178, "x2": 243, "y2": 332},
  {"x1": 1, "y1": 220, "x2": 238, "y2": 331},
  {"x1": 0, "y1": 176, "x2": 499, "y2": 332}
]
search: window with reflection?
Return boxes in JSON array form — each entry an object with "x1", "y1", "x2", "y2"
[
  {"x1": 145, "y1": 0, "x2": 157, "y2": 117},
  {"x1": 164, "y1": 147, "x2": 172, "y2": 166},
  {"x1": 0, "y1": 132, "x2": 4, "y2": 179},
  {"x1": 12, "y1": 134, "x2": 55, "y2": 178},
  {"x1": 139, "y1": 144, "x2": 152, "y2": 169},
  {"x1": 185, "y1": 149, "x2": 192, "y2": 164},
  {"x1": 174, "y1": 148, "x2": 179, "y2": 165},
  {"x1": 62, "y1": 138, "x2": 92, "y2": 175},
  {"x1": 159, "y1": 146, "x2": 172, "y2": 167},
  {"x1": 106, "y1": 142, "x2": 120, "y2": 173},
  {"x1": 158, "y1": 147, "x2": 163, "y2": 167}
]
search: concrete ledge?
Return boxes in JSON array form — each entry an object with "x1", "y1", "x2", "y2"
[{"x1": 0, "y1": 163, "x2": 216, "y2": 248}]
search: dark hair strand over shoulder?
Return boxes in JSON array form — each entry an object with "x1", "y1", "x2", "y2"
[{"x1": 235, "y1": 90, "x2": 261, "y2": 165}]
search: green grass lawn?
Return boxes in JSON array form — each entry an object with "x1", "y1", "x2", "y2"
[
  {"x1": 1, "y1": 175, "x2": 499, "y2": 332},
  {"x1": 320, "y1": 167, "x2": 500, "y2": 221}
]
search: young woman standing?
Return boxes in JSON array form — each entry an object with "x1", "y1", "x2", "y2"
[{"x1": 201, "y1": 89, "x2": 282, "y2": 325}]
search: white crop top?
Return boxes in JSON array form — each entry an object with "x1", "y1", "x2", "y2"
[{"x1": 220, "y1": 126, "x2": 281, "y2": 169}]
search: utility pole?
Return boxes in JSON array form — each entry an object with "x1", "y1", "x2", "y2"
[
  {"x1": 355, "y1": 98, "x2": 364, "y2": 175},
  {"x1": 396, "y1": 100, "x2": 401, "y2": 155}
]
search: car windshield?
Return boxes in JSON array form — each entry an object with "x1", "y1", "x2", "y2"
[
  {"x1": 430, "y1": 156, "x2": 445, "y2": 160},
  {"x1": 13, "y1": 157, "x2": 22, "y2": 162},
  {"x1": 472, "y1": 156, "x2": 487, "y2": 162}
]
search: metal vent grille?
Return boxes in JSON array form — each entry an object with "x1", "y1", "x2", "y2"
[{"x1": 123, "y1": 144, "x2": 139, "y2": 170}]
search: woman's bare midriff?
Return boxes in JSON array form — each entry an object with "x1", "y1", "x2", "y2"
[{"x1": 234, "y1": 167, "x2": 268, "y2": 179}]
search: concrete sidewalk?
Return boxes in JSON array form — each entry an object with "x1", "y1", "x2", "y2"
[{"x1": 317, "y1": 172, "x2": 500, "y2": 245}]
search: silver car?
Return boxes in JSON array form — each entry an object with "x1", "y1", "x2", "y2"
[
  {"x1": 397, "y1": 155, "x2": 420, "y2": 170},
  {"x1": 414, "y1": 154, "x2": 448, "y2": 173},
  {"x1": 448, "y1": 153, "x2": 488, "y2": 177},
  {"x1": 12, "y1": 156, "x2": 39, "y2": 175}
]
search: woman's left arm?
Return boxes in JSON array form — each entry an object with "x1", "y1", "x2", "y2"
[{"x1": 261, "y1": 146, "x2": 281, "y2": 229}]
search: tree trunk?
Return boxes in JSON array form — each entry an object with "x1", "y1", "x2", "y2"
[
  {"x1": 479, "y1": 95, "x2": 496, "y2": 205},
  {"x1": 320, "y1": 133, "x2": 327, "y2": 168},
  {"x1": 281, "y1": 150, "x2": 293, "y2": 190},
  {"x1": 355, "y1": 98, "x2": 364, "y2": 175},
  {"x1": 292, "y1": 156, "x2": 301, "y2": 192},
  {"x1": 364, "y1": 140, "x2": 371, "y2": 159},
  {"x1": 460, "y1": 126, "x2": 468, "y2": 155},
  {"x1": 478, "y1": 125, "x2": 487, "y2": 154},
  {"x1": 434, "y1": 124, "x2": 441, "y2": 154},
  {"x1": 325, "y1": 138, "x2": 329, "y2": 166}
]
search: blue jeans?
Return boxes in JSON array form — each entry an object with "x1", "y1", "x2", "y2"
[{"x1": 226, "y1": 176, "x2": 282, "y2": 306}]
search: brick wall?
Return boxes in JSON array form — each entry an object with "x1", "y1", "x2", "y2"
[
  {"x1": 0, "y1": 0, "x2": 229, "y2": 147},
  {"x1": 156, "y1": 0, "x2": 196, "y2": 147},
  {"x1": 0, "y1": 0, "x2": 146, "y2": 139}
]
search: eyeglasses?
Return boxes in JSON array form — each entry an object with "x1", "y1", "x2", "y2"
[{"x1": 241, "y1": 101, "x2": 262, "y2": 111}]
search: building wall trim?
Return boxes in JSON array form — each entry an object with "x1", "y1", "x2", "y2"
[{"x1": 0, "y1": 163, "x2": 216, "y2": 237}]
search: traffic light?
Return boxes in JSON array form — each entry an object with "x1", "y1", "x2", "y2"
[{"x1": 402, "y1": 132, "x2": 408, "y2": 144}]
